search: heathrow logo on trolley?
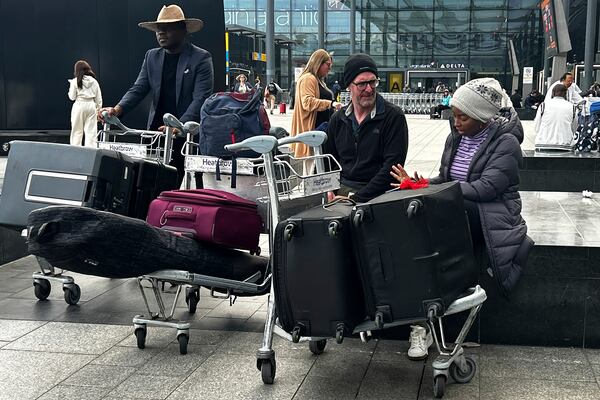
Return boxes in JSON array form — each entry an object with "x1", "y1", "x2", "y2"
[
  {"x1": 185, "y1": 156, "x2": 255, "y2": 175},
  {"x1": 98, "y1": 143, "x2": 147, "y2": 158}
]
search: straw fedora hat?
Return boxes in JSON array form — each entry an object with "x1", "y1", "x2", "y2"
[{"x1": 138, "y1": 5, "x2": 204, "y2": 33}]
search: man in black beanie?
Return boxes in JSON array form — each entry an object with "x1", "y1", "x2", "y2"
[{"x1": 325, "y1": 53, "x2": 409, "y2": 202}]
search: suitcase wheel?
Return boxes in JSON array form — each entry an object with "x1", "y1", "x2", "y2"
[
  {"x1": 328, "y1": 221, "x2": 341, "y2": 238},
  {"x1": 407, "y1": 199, "x2": 423, "y2": 219},
  {"x1": 284, "y1": 224, "x2": 295, "y2": 241},
  {"x1": 353, "y1": 210, "x2": 364, "y2": 227},
  {"x1": 374, "y1": 312, "x2": 385, "y2": 330},
  {"x1": 134, "y1": 326, "x2": 147, "y2": 349},
  {"x1": 335, "y1": 324, "x2": 346, "y2": 344},
  {"x1": 291, "y1": 326, "x2": 302, "y2": 343},
  {"x1": 449, "y1": 355, "x2": 477, "y2": 384},
  {"x1": 308, "y1": 339, "x2": 327, "y2": 355},
  {"x1": 177, "y1": 333, "x2": 189, "y2": 355}
]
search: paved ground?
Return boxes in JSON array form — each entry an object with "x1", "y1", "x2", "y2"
[{"x1": 2, "y1": 113, "x2": 600, "y2": 399}]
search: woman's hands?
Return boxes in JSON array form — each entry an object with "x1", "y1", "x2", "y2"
[{"x1": 390, "y1": 164, "x2": 423, "y2": 188}]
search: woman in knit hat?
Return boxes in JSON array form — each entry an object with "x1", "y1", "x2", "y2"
[{"x1": 391, "y1": 77, "x2": 534, "y2": 360}]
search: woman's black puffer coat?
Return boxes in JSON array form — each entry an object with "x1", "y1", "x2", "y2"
[{"x1": 430, "y1": 108, "x2": 534, "y2": 294}]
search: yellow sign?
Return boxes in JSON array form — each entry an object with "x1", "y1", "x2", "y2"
[
  {"x1": 252, "y1": 52, "x2": 267, "y2": 62},
  {"x1": 388, "y1": 73, "x2": 403, "y2": 93}
]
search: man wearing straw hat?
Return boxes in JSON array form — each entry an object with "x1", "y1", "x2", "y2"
[{"x1": 99, "y1": 4, "x2": 214, "y2": 185}]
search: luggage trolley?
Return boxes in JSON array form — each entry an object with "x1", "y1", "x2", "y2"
[
  {"x1": 29, "y1": 113, "x2": 197, "y2": 305},
  {"x1": 352, "y1": 286, "x2": 487, "y2": 398},
  {"x1": 130, "y1": 131, "x2": 341, "y2": 357}
]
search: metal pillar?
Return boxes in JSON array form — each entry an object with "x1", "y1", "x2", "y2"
[
  {"x1": 583, "y1": 0, "x2": 598, "y2": 90},
  {"x1": 350, "y1": 0, "x2": 356, "y2": 54},
  {"x1": 318, "y1": 0, "x2": 325, "y2": 49},
  {"x1": 266, "y1": 0, "x2": 275, "y2": 85}
]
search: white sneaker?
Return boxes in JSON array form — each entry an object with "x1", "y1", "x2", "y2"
[{"x1": 407, "y1": 325, "x2": 433, "y2": 360}]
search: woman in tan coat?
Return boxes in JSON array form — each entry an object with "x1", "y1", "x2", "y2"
[{"x1": 290, "y1": 49, "x2": 342, "y2": 158}]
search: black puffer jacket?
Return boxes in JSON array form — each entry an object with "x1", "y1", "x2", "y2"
[{"x1": 430, "y1": 108, "x2": 533, "y2": 294}]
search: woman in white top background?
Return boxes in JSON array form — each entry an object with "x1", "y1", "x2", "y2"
[{"x1": 68, "y1": 60, "x2": 102, "y2": 147}]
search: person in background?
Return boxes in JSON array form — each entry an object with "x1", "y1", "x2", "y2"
[
  {"x1": 391, "y1": 78, "x2": 533, "y2": 360},
  {"x1": 524, "y1": 89, "x2": 544, "y2": 109},
  {"x1": 234, "y1": 74, "x2": 252, "y2": 93},
  {"x1": 430, "y1": 89, "x2": 451, "y2": 118},
  {"x1": 435, "y1": 81, "x2": 445, "y2": 93},
  {"x1": 403, "y1": 84, "x2": 411, "y2": 93},
  {"x1": 533, "y1": 84, "x2": 575, "y2": 151},
  {"x1": 510, "y1": 90, "x2": 522, "y2": 108},
  {"x1": 68, "y1": 60, "x2": 102, "y2": 147},
  {"x1": 98, "y1": 4, "x2": 213, "y2": 185},
  {"x1": 332, "y1": 80, "x2": 341, "y2": 102},
  {"x1": 254, "y1": 77, "x2": 261, "y2": 90},
  {"x1": 325, "y1": 53, "x2": 408, "y2": 202},
  {"x1": 545, "y1": 72, "x2": 582, "y2": 104},
  {"x1": 264, "y1": 79, "x2": 283, "y2": 114},
  {"x1": 290, "y1": 49, "x2": 342, "y2": 159},
  {"x1": 289, "y1": 79, "x2": 296, "y2": 109}
]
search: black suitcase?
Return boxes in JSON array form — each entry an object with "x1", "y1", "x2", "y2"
[
  {"x1": 351, "y1": 182, "x2": 478, "y2": 328},
  {"x1": 272, "y1": 201, "x2": 366, "y2": 342},
  {"x1": 129, "y1": 159, "x2": 178, "y2": 219},
  {"x1": 27, "y1": 205, "x2": 268, "y2": 280},
  {"x1": 0, "y1": 141, "x2": 134, "y2": 229}
]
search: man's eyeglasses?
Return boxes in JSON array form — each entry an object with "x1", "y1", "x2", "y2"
[{"x1": 352, "y1": 78, "x2": 380, "y2": 90}]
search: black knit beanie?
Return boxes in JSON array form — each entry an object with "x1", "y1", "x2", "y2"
[{"x1": 343, "y1": 53, "x2": 378, "y2": 89}]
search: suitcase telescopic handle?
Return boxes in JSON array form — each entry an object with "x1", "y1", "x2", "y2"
[
  {"x1": 225, "y1": 136, "x2": 277, "y2": 155},
  {"x1": 277, "y1": 131, "x2": 327, "y2": 148}
]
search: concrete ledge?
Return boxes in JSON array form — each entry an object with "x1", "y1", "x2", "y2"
[{"x1": 519, "y1": 150, "x2": 600, "y2": 192}]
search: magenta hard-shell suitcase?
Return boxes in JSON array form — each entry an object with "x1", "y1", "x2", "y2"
[{"x1": 146, "y1": 189, "x2": 263, "y2": 252}]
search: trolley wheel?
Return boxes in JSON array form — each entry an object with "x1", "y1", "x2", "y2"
[
  {"x1": 134, "y1": 327, "x2": 147, "y2": 349},
  {"x1": 251, "y1": 247, "x2": 261, "y2": 256},
  {"x1": 374, "y1": 312, "x2": 384, "y2": 330},
  {"x1": 449, "y1": 355, "x2": 477, "y2": 384},
  {"x1": 33, "y1": 279, "x2": 51, "y2": 300},
  {"x1": 291, "y1": 327, "x2": 301, "y2": 343},
  {"x1": 308, "y1": 339, "x2": 327, "y2": 355},
  {"x1": 185, "y1": 290, "x2": 200, "y2": 314},
  {"x1": 63, "y1": 284, "x2": 81, "y2": 305},
  {"x1": 335, "y1": 328, "x2": 344, "y2": 344},
  {"x1": 260, "y1": 358, "x2": 276, "y2": 384},
  {"x1": 177, "y1": 333, "x2": 189, "y2": 355},
  {"x1": 433, "y1": 375, "x2": 446, "y2": 398}
]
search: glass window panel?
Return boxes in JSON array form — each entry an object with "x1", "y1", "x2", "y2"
[
  {"x1": 469, "y1": 33, "x2": 507, "y2": 55},
  {"x1": 434, "y1": 10, "x2": 470, "y2": 32},
  {"x1": 291, "y1": 33, "x2": 319, "y2": 52},
  {"x1": 327, "y1": 11, "x2": 351, "y2": 32},
  {"x1": 433, "y1": 33, "x2": 469, "y2": 55},
  {"x1": 275, "y1": 11, "x2": 291, "y2": 33},
  {"x1": 362, "y1": 11, "x2": 398, "y2": 35},
  {"x1": 275, "y1": 0, "x2": 290, "y2": 9},
  {"x1": 398, "y1": 0, "x2": 433, "y2": 9},
  {"x1": 360, "y1": 0, "x2": 398, "y2": 10},
  {"x1": 507, "y1": 9, "x2": 539, "y2": 32},
  {"x1": 291, "y1": 10, "x2": 319, "y2": 33},
  {"x1": 325, "y1": 33, "x2": 351, "y2": 54},
  {"x1": 398, "y1": 11, "x2": 434, "y2": 33},
  {"x1": 368, "y1": 55, "x2": 397, "y2": 69},
  {"x1": 397, "y1": 33, "x2": 434, "y2": 56},
  {"x1": 471, "y1": 10, "x2": 507, "y2": 32},
  {"x1": 225, "y1": 10, "x2": 256, "y2": 29},
  {"x1": 472, "y1": 0, "x2": 508, "y2": 9},
  {"x1": 508, "y1": 0, "x2": 541, "y2": 8},
  {"x1": 433, "y1": 0, "x2": 470, "y2": 10},
  {"x1": 361, "y1": 33, "x2": 396, "y2": 57},
  {"x1": 256, "y1": 0, "x2": 266, "y2": 10},
  {"x1": 292, "y1": 0, "x2": 318, "y2": 11}
]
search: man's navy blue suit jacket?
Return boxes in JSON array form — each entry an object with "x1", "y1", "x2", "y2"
[{"x1": 118, "y1": 43, "x2": 214, "y2": 128}]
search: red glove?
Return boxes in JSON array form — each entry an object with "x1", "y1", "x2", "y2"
[{"x1": 399, "y1": 178, "x2": 429, "y2": 190}]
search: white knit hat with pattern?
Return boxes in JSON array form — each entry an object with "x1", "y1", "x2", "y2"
[{"x1": 451, "y1": 78, "x2": 505, "y2": 122}]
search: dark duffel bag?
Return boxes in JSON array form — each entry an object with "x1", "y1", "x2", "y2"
[
  {"x1": 272, "y1": 201, "x2": 366, "y2": 342},
  {"x1": 27, "y1": 206, "x2": 268, "y2": 280},
  {"x1": 351, "y1": 182, "x2": 477, "y2": 328},
  {"x1": 0, "y1": 141, "x2": 134, "y2": 229}
]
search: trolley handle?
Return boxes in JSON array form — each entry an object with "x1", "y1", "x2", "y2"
[
  {"x1": 183, "y1": 121, "x2": 200, "y2": 137},
  {"x1": 277, "y1": 131, "x2": 327, "y2": 149},
  {"x1": 224, "y1": 136, "x2": 277, "y2": 155},
  {"x1": 101, "y1": 111, "x2": 128, "y2": 131},
  {"x1": 163, "y1": 113, "x2": 185, "y2": 131}
]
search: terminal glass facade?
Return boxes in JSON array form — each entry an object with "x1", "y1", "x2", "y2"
[{"x1": 224, "y1": 0, "x2": 544, "y2": 90}]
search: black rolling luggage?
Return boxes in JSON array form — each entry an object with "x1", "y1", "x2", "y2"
[
  {"x1": 27, "y1": 205, "x2": 268, "y2": 280},
  {"x1": 0, "y1": 141, "x2": 134, "y2": 229},
  {"x1": 272, "y1": 201, "x2": 366, "y2": 342},
  {"x1": 351, "y1": 182, "x2": 477, "y2": 328},
  {"x1": 129, "y1": 159, "x2": 179, "y2": 219}
]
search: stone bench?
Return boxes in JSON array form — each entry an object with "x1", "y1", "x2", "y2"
[{"x1": 519, "y1": 149, "x2": 600, "y2": 192}]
